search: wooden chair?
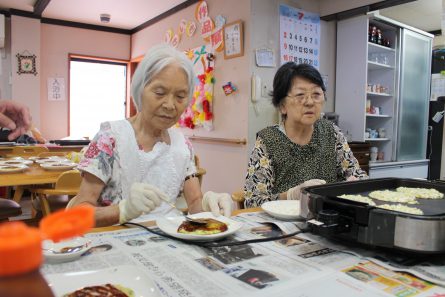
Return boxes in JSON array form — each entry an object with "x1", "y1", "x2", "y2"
[
  {"x1": 231, "y1": 190, "x2": 245, "y2": 209},
  {"x1": 0, "y1": 198, "x2": 22, "y2": 222},
  {"x1": 8, "y1": 146, "x2": 49, "y2": 157},
  {"x1": 194, "y1": 155, "x2": 206, "y2": 186},
  {"x1": 29, "y1": 170, "x2": 82, "y2": 216},
  {"x1": 174, "y1": 155, "x2": 206, "y2": 212}
]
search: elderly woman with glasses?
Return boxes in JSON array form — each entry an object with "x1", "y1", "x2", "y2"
[
  {"x1": 68, "y1": 44, "x2": 232, "y2": 226},
  {"x1": 244, "y1": 62, "x2": 368, "y2": 208}
]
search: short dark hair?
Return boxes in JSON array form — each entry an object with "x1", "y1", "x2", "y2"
[{"x1": 271, "y1": 62, "x2": 326, "y2": 108}]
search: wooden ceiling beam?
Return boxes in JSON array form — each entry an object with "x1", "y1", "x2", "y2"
[
  {"x1": 34, "y1": 0, "x2": 51, "y2": 16},
  {"x1": 132, "y1": 0, "x2": 199, "y2": 33}
]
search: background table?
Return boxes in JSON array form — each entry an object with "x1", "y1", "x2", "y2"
[{"x1": 0, "y1": 164, "x2": 72, "y2": 202}]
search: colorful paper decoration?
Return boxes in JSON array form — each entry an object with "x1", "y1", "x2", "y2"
[
  {"x1": 200, "y1": 17, "x2": 214, "y2": 41},
  {"x1": 211, "y1": 26, "x2": 224, "y2": 52},
  {"x1": 171, "y1": 34, "x2": 180, "y2": 48},
  {"x1": 222, "y1": 82, "x2": 237, "y2": 96},
  {"x1": 195, "y1": 1, "x2": 208, "y2": 23},
  {"x1": 215, "y1": 15, "x2": 226, "y2": 28},
  {"x1": 186, "y1": 21, "x2": 197, "y2": 37},
  {"x1": 164, "y1": 29, "x2": 174, "y2": 43},
  {"x1": 178, "y1": 45, "x2": 215, "y2": 130},
  {"x1": 179, "y1": 19, "x2": 187, "y2": 35}
]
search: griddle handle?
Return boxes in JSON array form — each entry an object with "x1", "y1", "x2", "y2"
[{"x1": 325, "y1": 196, "x2": 371, "y2": 226}]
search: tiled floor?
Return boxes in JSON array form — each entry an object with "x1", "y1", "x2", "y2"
[
  {"x1": 10, "y1": 196, "x2": 33, "y2": 221},
  {"x1": 8, "y1": 195, "x2": 42, "y2": 226}
]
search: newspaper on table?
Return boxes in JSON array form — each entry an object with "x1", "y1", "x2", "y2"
[
  {"x1": 41, "y1": 211, "x2": 445, "y2": 297},
  {"x1": 236, "y1": 212, "x2": 445, "y2": 296}
]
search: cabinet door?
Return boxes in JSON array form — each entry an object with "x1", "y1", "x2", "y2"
[
  {"x1": 397, "y1": 29, "x2": 432, "y2": 161},
  {"x1": 369, "y1": 162, "x2": 428, "y2": 179}
]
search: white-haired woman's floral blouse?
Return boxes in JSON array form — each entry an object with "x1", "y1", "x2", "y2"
[
  {"x1": 78, "y1": 120, "x2": 196, "y2": 221},
  {"x1": 244, "y1": 124, "x2": 368, "y2": 208}
]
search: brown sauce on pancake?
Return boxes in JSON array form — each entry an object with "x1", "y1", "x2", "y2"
[{"x1": 177, "y1": 218, "x2": 228, "y2": 235}]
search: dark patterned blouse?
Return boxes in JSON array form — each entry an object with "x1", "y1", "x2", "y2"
[{"x1": 244, "y1": 121, "x2": 368, "y2": 208}]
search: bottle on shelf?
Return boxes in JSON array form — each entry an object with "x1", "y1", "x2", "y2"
[
  {"x1": 370, "y1": 26, "x2": 377, "y2": 43},
  {"x1": 377, "y1": 29, "x2": 383, "y2": 45}
]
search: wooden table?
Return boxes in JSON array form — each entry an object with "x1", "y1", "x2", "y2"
[
  {"x1": 0, "y1": 164, "x2": 67, "y2": 202},
  {"x1": 0, "y1": 145, "x2": 85, "y2": 157},
  {"x1": 1, "y1": 164, "x2": 204, "y2": 204}
]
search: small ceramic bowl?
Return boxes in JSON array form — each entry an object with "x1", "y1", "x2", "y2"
[{"x1": 42, "y1": 237, "x2": 90, "y2": 264}]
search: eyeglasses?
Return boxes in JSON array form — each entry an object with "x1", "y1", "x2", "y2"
[{"x1": 286, "y1": 92, "x2": 325, "y2": 104}]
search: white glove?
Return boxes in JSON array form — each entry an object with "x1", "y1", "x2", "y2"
[
  {"x1": 202, "y1": 191, "x2": 233, "y2": 217},
  {"x1": 346, "y1": 176, "x2": 358, "y2": 181},
  {"x1": 286, "y1": 179, "x2": 326, "y2": 200},
  {"x1": 118, "y1": 183, "x2": 166, "y2": 223}
]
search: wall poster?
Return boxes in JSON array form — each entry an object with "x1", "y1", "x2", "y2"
[
  {"x1": 47, "y1": 77, "x2": 66, "y2": 101},
  {"x1": 279, "y1": 5, "x2": 320, "y2": 68},
  {"x1": 223, "y1": 20, "x2": 243, "y2": 59}
]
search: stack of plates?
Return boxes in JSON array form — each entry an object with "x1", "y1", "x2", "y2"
[
  {"x1": 40, "y1": 162, "x2": 77, "y2": 171},
  {"x1": 28, "y1": 156, "x2": 78, "y2": 170},
  {"x1": 261, "y1": 200, "x2": 302, "y2": 220},
  {"x1": 0, "y1": 159, "x2": 33, "y2": 166},
  {"x1": 0, "y1": 158, "x2": 31, "y2": 173},
  {"x1": 32, "y1": 156, "x2": 69, "y2": 164}
]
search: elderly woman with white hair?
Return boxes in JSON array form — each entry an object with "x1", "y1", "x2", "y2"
[{"x1": 68, "y1": 44, "x2": 232, "y2": 227}]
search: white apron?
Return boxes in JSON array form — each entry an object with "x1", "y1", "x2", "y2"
[{"x1": 110, "y1": 120, "x2": 190, "y2": 221}]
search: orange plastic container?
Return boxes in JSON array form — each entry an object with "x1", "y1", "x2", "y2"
[{"x1": 0, "y1": 205, "x2": 94, "y2": 277}]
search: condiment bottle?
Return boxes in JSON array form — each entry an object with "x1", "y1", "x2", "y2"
[{"x1": 0, "y1": 206, "x2": 95, "y2": 297}]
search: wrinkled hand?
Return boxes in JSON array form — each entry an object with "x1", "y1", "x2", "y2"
[
  {"x1": 0, "y1": 100, "x2": 31, "y2": 140},
  {"x1": 202, "y1": 191, "x2": 232, "y2": 217},
  {"x1": 118, "y1": 183, "x2": 166, "y2": 223},
  {"x1": 346, "y1": 176, "x2": 358, "y2": 181},
  {"x1": 287, "y1": 179, "x2": 326, "y2": 200}
]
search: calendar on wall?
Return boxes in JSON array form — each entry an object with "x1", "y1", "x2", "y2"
[{"x1": 279, "y1": 5, "x2": 320, "y2": 68}]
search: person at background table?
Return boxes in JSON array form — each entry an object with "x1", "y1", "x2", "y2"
[
  {"x1": 68, "y1": 44, "x2": 232, "y2": 227},
  {"x1": 244, "y1": 62, "x2": 368, "y2": 208},
  {"x1": 0, "y1": 100, "x2": 31, "y2": 141}
]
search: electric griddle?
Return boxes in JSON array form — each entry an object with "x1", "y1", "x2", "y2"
[{"x1": 302, "y1": 178, "x2": 445, "y2": 254}]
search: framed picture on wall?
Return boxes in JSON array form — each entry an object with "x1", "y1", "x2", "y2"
[
  {"x1": 223, "y1": 20, "x2": 244, "y2": 59},
  {"x1": 16, "y1": 53, "x2": 37, "y2": 75}
]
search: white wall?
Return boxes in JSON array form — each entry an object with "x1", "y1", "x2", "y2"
[
  {"x1": 433, "y1": 35, "x2": 445, "y2": 48},
  {"x1": 11, "y1": 15, "x2": 41, "y2": 128},
  {"x1": 319, "y1": 0, "x2": 381, "y2": 16},
  {"x1": 0, "y1": 17, "x2": 12, "y2": 100},
  {"x1": 247, "y1": 0, "x2": 337, "y2": 153}
]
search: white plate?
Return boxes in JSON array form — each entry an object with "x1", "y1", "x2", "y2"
[
  {"x1": 40, "y1": 162, "x2": 77, "y2": 170},
  {"x1": 0, "y1": 164, "x2": 28, "y2": 173},
  {"x1": 0, "y1": 159, "x2": 33, "y2": 166},
  {"x1": 0, "y1": 141, "x2": 16, "y2": 146},
  {"x1": 43, "y1": 237, "x2": 90, "y2": 264},
  {"x1": 35, "y1": 157, "x2": 69, "y2": 164},
  {"x1": 44, "y1": 265, "x2": 160, "y2": 297},
  {"x1": 261, "y1": 200, "x2": 302, "y2": 220},
  {"x1": 156, "y1": 212, "x2": 243, "y2": 242}
]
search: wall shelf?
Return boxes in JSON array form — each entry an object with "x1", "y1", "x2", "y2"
[
  {"x1": 368, "y1": 42, "x2": 395, "y2": 52},
  {"x1": 365, "y1": 138, "x2": 390, "y2": 141},
  {"x1": 366, "y1": 92, "x2": 392, "y2": 97},
  {"x1": 366, "y1": 114, "x2": 391, "y2": 118},
  {"x1": 368, "y1": 61, "x2": 394, "y2": 70}
]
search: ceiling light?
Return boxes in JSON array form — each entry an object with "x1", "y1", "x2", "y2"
[{"x1": 100, "y1": 14, "x2": 111, "y2": 23}]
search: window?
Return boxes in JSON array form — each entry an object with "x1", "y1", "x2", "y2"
[{"x1": 69, "y1": 57, "x2": 127, "y2": 139}]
